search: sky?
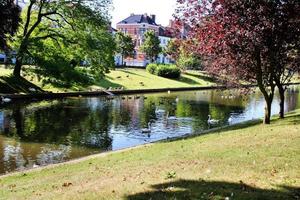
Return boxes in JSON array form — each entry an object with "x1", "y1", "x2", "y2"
[{"x1": 111, "y1": 0, "x2": 177, "y2": 28}]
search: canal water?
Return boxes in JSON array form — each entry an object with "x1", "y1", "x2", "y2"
[{"x1": 0, "y1": 86, "x2": 299, "y2": 174}]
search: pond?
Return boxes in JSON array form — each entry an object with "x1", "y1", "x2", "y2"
[{"x1": 0, "y1": 86, "x2": 299, "y2": 175}]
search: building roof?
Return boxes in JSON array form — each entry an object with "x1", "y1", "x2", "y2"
[{"x1": 117, "y1": 14, "x2": 158, "y2": 26}]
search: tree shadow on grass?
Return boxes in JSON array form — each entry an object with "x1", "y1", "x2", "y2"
[
  {"x1": 94, "y1": 77, "x2": 124, "y2": 89},
  {"x1": 184, "y1": 71, "x2": 217, "y2": 83},
  {"x1": 121, "y1": 69, "x2": 147, "y2": 77},
  {"x1": 177, "y1": 76, "x2": 200, "y2": 85},
  {"x1": 0, "y1": 75, "x2": 44, "y2": 94},
  {"x1": 126, "y1": 179, "x2": 300, "y2": 200}
]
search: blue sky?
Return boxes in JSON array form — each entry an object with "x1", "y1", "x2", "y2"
[{"x1": 111, "y1": 0, "x2": 177, "y2": 27}]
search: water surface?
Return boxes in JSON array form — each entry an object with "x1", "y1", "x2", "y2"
[{"x1": 0, "y1": 86, "x2": 299, "y2": 174}]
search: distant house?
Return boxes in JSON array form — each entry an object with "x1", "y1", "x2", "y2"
[{"x1": 115, "y1": 13, "x2": 174, "y2": 67}]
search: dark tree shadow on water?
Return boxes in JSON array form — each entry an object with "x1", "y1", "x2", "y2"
[{"x1": 126, "y1": 179, "x2": 300, "y2": 200}]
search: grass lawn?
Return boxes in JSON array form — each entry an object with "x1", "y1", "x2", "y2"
[
  {"x1": 95, "y1": 68, "x2": 215, "y2": 90},
  {"x1": 0, "y1": 65, "x2": 215, "y2": 94},
  {"x1": 0, "y1": 110, "x2": 299, "y2": 200}
]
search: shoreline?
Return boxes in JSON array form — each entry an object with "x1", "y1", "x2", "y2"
[
  {"x1": 2, "y1": 82, "x2": 300, "y2": 100},
  {"x1": 0, "y1": 118, "x2": 261, "y2": 178}
]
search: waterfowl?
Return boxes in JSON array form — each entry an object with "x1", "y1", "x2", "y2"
[
  {"x1": 207, "y1": 115, "x2": 219, "y2": 125},
  {"x1": 141, "y1": 122, "x2": 152, "y2": 133},
  {"x1": 28, "y1": 87, "x2": 36, "y2": 92},
  {"x1": 1, "y1": 96, "x2": 12, "y2": 103}
]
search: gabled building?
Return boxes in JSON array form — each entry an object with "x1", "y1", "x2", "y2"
[{"x1": 115, "y1": 13, "x2": 173, "y2": 67}]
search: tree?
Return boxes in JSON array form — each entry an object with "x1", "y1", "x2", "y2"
[
  {"x1": 164, "y1": 39, "x2": 181, "y2": 61},
  {"x1": 177, "y1": 52, "x2": 202, "y2": 71},
  {"x1": 270, "y1": 3, "x2": 300, "y2": 118},
  {"x1": 140, "y1": 30, "x2": 161, "y2": 63},
  {"x1": 176, "y1": 0, "x2": 300, "y2": 124},
  {"x1": 10, "y1": 0, "x2": 114, "y2": 78},
  {"x1": 0, "y1": 0, "x2": 21, "y2": 50},
  {"x1": 115, "y1": 32, "x2": 135, "y2": 66}
]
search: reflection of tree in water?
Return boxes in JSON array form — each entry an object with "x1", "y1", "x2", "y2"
[
  {"x1": 4, "y1": 100, "x2": 114, "y2": 150},
  {"x1": 36, "y1": 145, "x2": 71, "y2": 165},
  {"x1": 285, "y1": 88, "x2": 300, "y2": 112},
  {"x1": 3, "y1": 142, "x2": 26, "y2": 172},
  {"x1": 79, "y1": 131, "x2": 112, "y2": 150},
  {"x1": 139, "y1": 97, "x2": 157, "y2": 127}
]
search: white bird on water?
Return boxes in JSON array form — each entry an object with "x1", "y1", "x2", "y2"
[
  {"x1": 28, "y1": 87, "x2": 36, "y2": 92},
  {"x1": 1, "y1": 96, "x2": 12, "y2": 103},
  {"x1": 141, "y1": 122, "x2": 152, "y2": 133},
  {"x1": 207, "y1": 115, "x2": 219, "y2": 125}
]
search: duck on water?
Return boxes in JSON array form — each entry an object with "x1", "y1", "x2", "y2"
[{"x1": 207, "y1": 115, "x2": 219, "y2": 125}]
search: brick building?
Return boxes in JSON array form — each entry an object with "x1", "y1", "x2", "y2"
[{"x1": 115, "y1": 13, "x2": 173, "y2": 67}]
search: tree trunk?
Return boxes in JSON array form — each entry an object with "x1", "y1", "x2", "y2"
[
  {"x1": 13, "y1": 57, "x2": 22, "y2": 77},
  {"x1": 258, "y1": 83, "x2": 275, "y2": 124},
  {"x1": 276, "y1": 82, "x2": 285, "y2": 119},
  {"x1": 264, "y1": 97, "x2": 272, "y2": 124}
]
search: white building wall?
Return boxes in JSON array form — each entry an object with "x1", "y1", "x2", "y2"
[{"x1": 157, "y1": 36, "x2": 174, "y2": 65}]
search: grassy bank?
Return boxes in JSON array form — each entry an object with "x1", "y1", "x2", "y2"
[
  {"x1": 0, "y1": 66, "x2": 215, "y2": 94},
  {"x1": 0, "y1": 110, "x2": 299, "y2": 199}
]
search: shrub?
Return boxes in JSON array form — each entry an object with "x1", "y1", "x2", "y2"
[
  {"x1": 147, "y1": 64, "x2": 181, "y2": 79},
  {"x1": 146, "y1": 63, "x2": 157, "y2": 74},
  {"x1": 156, "y1": 64, "x2": 181, "y2": 79},
  {"x1": 177, "y1": 54, "x2": 202, "y2": 70}
]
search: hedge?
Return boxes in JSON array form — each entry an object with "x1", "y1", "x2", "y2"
[{"x1": 146, "y1": 64, "x2": 181, "y2": 79}]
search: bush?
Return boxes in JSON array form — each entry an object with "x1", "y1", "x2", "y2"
[
  {"x1": 177, "y1": 54, "x2": 202, "y2": 70},
  {"x1": 146, "y1": 63, "x2": 157, "y2": 74},
  {"x1": 147, "y1": 64, "x2": 181, "y2": 79},
  {"x1": 156, "y1": 65, "x2": 181, "y2": 78}
]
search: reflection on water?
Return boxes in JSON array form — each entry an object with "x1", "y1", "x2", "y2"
[{"x1": 0, "y1": 86, "x2": 299, "y2": 174}]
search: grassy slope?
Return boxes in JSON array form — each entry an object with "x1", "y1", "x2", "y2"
[
  {"x1": 0, "y1": 111, "x2": 299, "y2": 200},
  {"x1": 0, "y1": 66, "x2": 214, "y2": 93},
  {"x1": 95, "y1": 69, "x2": 214, "y2": 90}
]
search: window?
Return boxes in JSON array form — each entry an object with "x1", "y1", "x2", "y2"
[{"x1": 139, "y1": 28, "x2": 146, "y2": 35}]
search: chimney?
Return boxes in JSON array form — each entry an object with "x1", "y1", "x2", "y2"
[
  {"x1": 150, "y1": 14, "x2": 156, "y2": 23},
  {"x1": 130, "y1": 13, "x2": 134, "y2": 16}
]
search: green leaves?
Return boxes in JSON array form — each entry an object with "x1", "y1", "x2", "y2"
[
  {"x1": 115, "y1": 32, "x2": 135, "y2": 65},
  {"x1": 140, "y1": 30, "x2": 162, "y2": 63},
  {"x1": 11, "y1": 0, "x2": 115, "y2": 81}
]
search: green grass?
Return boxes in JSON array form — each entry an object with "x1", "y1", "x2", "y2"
[
  {"x1": 95, "y1": 69, "x2": 215, "y2": 90},
  {"x1": 0, "y1": 111, "x2": 299, "y2": 200},
  {"x1": 0, "y1": 65, "x2": 215, "y2": 94}
]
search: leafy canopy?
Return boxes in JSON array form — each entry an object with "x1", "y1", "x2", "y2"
[
  {"x1": 115, "y1": 32, "x2": 135, "y2": 65},
  {"x1": 0, "y1": 0, "x2": 21, "y2": 50},
  {"x1": 176, "y1": 0, "x2": 300, "y2": 123},
  {"x1": 10, "y1": 0, "x2": 115, "y2": 84},
  {"x1": 140, "y1": 30, "x2": 162, "y2": 62}
]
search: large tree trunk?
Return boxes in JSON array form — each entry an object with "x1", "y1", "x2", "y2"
[
  {"x1": 276, "y1": 81, "x2": 285, "y2": 119},
  {"x1": 264, "y1": 97, "x2": 272, "y2": 124},
  {"x1": 254, "y1": 47, "x2": 275, "y2": 124},
  {"x1": 13, "y1": 57, "x2": 22, "y2": 77}
]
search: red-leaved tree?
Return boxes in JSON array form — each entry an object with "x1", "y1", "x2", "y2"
[{"x1": 176, "y1": 0, "x2": 300, "y2": 124}]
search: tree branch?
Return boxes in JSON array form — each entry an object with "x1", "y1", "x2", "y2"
[{"x1": 23, "y1": 0, "x2": 35, "y2": 37}]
